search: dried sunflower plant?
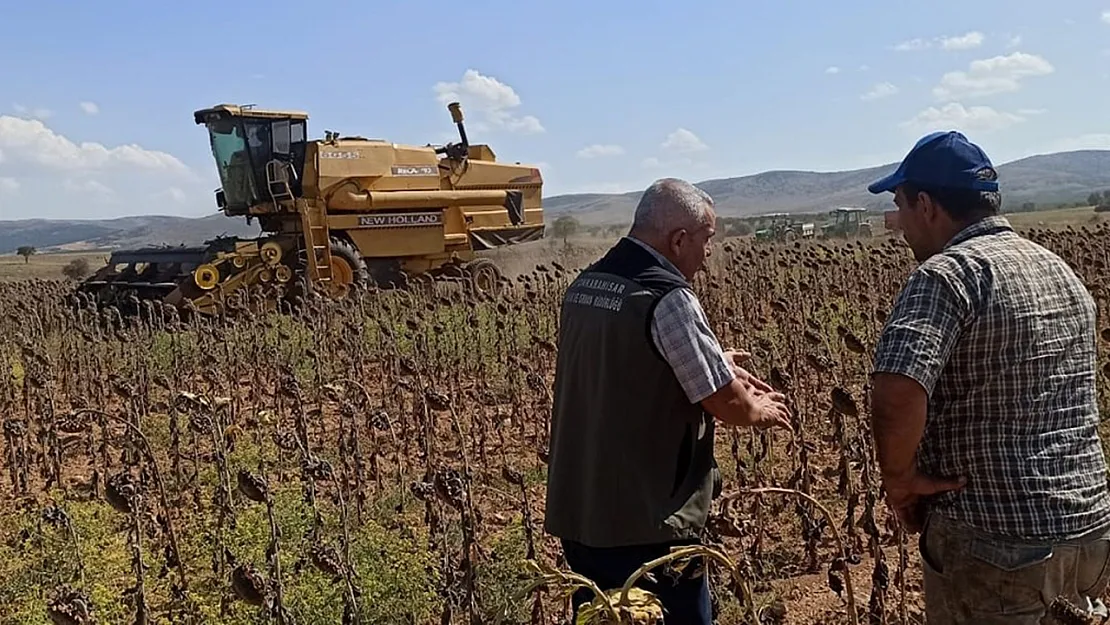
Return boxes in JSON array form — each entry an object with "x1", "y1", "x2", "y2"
[{"x1": 0, "y1": 219, "x2": 1107, "y2": 624}]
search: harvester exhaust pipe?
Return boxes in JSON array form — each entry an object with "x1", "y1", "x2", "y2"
[{"x1": 448, "y1": 102, "x2": 469, "y2": 149}]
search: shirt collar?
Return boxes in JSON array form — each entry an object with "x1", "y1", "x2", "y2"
[
  {"x1": 625, "y1": 236, "x2": 684, "y2": 277},
  {"x1": 944, "y1": 215, "x2": 1014, "y2": 250}
]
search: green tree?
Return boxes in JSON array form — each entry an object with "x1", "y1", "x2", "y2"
[
  {"x1": 62, "y1": 257, "x2": 91, "y2": 280},
  {"x1": 551, "y1": 215, "x2": 580, "y2": 245},
  {"x1": 16, "y1": 245, "x2": 35, "y2": 264},
  {"x1": 1088, "y1": 192, "x2": 1103, "y2": 207}
]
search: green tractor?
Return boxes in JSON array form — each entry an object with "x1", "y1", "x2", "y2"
[
  {"x1": 821, "y1": 207, "x2": 873, "y2": 239},
  {"x1": 754, "y1": 212, "x2": 815, "y2": 243}
]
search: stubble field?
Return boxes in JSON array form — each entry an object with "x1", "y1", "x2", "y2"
[{"x1": 1, "y1": 215, "x2": 1109, "y2": 625}]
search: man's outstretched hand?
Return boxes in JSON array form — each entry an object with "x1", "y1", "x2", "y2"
[
  {"x1": 749, "y1": 391, "x2": 792, "y2": 430},
  {"x1": 723, "y1": 349, "x2": 774, "y2": 394}
]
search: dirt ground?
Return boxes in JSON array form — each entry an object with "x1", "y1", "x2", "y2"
[{"x1": 0, "y1": 250, "x2": 109, "y2": 282}]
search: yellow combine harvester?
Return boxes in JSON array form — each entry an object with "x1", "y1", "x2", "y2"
[{"x1": 77, "y1": 102, "x2": 545, "y2": 315}]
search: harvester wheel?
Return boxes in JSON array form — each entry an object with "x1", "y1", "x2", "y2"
[
  {"x1": 465, "y1": 258, "x2": 502, "y2": 296},
  {"x1": 275, "y1": 265, "x2": 293, "y2": 283},
  {"x1": 193, "y1": 264, "x2": 220, "y2": 290},
  {"x1": 260, "y1": 241, "x2": 284, "y2": 266},
  {"x1": 323, "y1": 237, "x2": 369, "y2": 299}
]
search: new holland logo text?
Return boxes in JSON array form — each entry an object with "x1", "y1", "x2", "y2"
[{"x1": 358, "y1": 212, "x2": 443, "y2": 228}]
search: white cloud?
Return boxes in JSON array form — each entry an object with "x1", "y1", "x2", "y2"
[
  {"x1": 894, "y1": 32, "x2": 986, "y2": 52},
  {"x1": 0, "y1": 113, "x2": 213, "y2": 220},
  {"x1": 432, "y1": 69, "x2": 544, "y2": 134},
  {"x1": 932, "y1": 52, "x2": 1054, "y2": 100},
  {"x1": 894, "y1": 38, "x2": 931, "y2": 52},
  {"x1": 825, "y1": 66, "x2": 841, "y2": 74},
  {"x1": 661, "y1": 128, "x2": 707, "y2": 153},
  {"x1": 151, "y1": 187, "x2": 188, "y2": 204},
  {"x1": 861, "y1": 82, "x2": 899, "y2": 101},
  {"x1": 79, "y1": 101, "x2": 99, "y2": 115},
  {"x1": 0, "y1": 115, "x2": 189, "y2": 172},
  {"x1": 1102, "y1": 10, "x2": 1110, "y2": 23},
  {"x1": 641, "y1": 157, "x2": 662, "y2": 168},
  {"x1": 576, "y1": 144, "x2": 625, "y2": 159},
  {"x1": 901, "y1": 103, "x2": 1026, "y2": 134},
  {"x1": 64, "y1": 179, "x2": 115, "y2": 199},
  {"x1": 1007, "y1": 35, "x2": 1023, "y2": 48},
  {"x1": 940, "y1": 31, "x2": 985, "y2": 50},
  {"x1": 12, "y1": 104, "x2": 52, "y2": 120},
  {"x1": 0, "y1": 177, "x2": 19, "y2": 193}
]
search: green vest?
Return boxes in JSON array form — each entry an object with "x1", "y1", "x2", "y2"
[{"x1": 543, "y1": 237, "x2": 719, "y2": 548}]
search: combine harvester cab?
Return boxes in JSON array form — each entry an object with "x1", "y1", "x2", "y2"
[{"x1": 76, "y1": 102, "x2": 546, "y2": 317}]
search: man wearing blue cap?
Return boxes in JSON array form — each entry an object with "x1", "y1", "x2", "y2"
[{"x1": 866, "y1": 130, "x2": 1110, "y2": 623}]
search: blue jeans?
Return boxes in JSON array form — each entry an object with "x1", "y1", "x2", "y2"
[
  {"x1": 560, "y1": 538, "x2": 711, "y2": 625},
  {"x1": 919, "y1": 512, "x2": 1110, "y2": 624}
]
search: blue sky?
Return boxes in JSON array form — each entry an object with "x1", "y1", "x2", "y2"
[{"x1": 0, "y1": 0, "x2": 1108, "y2": 220}]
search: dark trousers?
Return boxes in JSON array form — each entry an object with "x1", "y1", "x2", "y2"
[{"x1": 560, "y1": 538, "x2": 712, "y2": 625}]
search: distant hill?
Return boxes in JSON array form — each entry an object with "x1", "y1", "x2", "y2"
[
  {"x1": 0, "y1": 214, "x2": 259, "y2": 255},
  {"x1": 546, "y1": 149, "x2": 1110, "y2": 225},
  {"x1": 2, "y1": 150, "x2": 1107, "y2": 253}
]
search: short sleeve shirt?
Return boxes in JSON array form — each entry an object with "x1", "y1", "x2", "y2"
[
  {"x1": 626, "y1": 237, "x2": 736, "y2": 403},
  {"x1": 871, "y1": 216, "x2": 1110, "y2": 540}
]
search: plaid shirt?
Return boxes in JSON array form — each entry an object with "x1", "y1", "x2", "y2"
[
  {"x1": 626, "y1": 237, "x2": 736, "y2": 403},
  {"x1": 873, "y1": 215, "x2": 1110, "y2": 540}
]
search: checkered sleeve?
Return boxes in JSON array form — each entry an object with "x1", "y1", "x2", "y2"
[
  {"x1": 650, "y1": 287, "x2": 736, "y2": 404},
  {"x1": 872, "y1": 266, "x2": 971, "y2": 396}
]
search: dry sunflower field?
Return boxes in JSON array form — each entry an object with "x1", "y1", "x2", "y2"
[{"x1": 2, "y1": 222, "x2": 1109, "y2": 625}]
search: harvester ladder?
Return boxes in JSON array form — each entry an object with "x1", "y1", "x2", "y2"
[{"x1": 299, "y1": 202, "x2": 333, "y2": 286}]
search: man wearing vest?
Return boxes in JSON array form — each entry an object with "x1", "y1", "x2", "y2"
[{"x1": 544, "y1": 178, "x2": 793, "y2": 625}]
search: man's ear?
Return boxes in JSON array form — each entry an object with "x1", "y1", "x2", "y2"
[
  {"x1": 669, "y1": 228, "x2": 687, "y2": 253},
  {"x1": 916, "y1": 191, "x2": 941, "y2": 222}
]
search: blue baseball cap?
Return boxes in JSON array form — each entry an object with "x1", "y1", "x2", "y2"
[{"x1": 868, "y1": 130, "x2": 1000, "y2": 194}]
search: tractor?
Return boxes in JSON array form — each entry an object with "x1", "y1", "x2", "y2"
[
  {"x1": 754, "y1": 212, "x2": 815, "y2": 242},
  {"x1": 821, "y1": 207, "x2": 873, "y2": 239}
]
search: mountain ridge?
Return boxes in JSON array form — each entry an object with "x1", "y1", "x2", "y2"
[
  {"x1": 2, "y1": 149, "x2": 1108, "y2": 253},
  {"x1": 547, "y1": 149, "x2": 1110, "y2": 225}
]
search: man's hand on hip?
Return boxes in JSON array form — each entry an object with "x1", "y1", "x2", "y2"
[{"x1": 882, "y1": 468, "x2": 966, "y2": 533}]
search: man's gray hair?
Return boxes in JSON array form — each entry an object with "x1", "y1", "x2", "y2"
[{"x1": 630, "y1": 178, "x2": 714, "y2": 237}]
